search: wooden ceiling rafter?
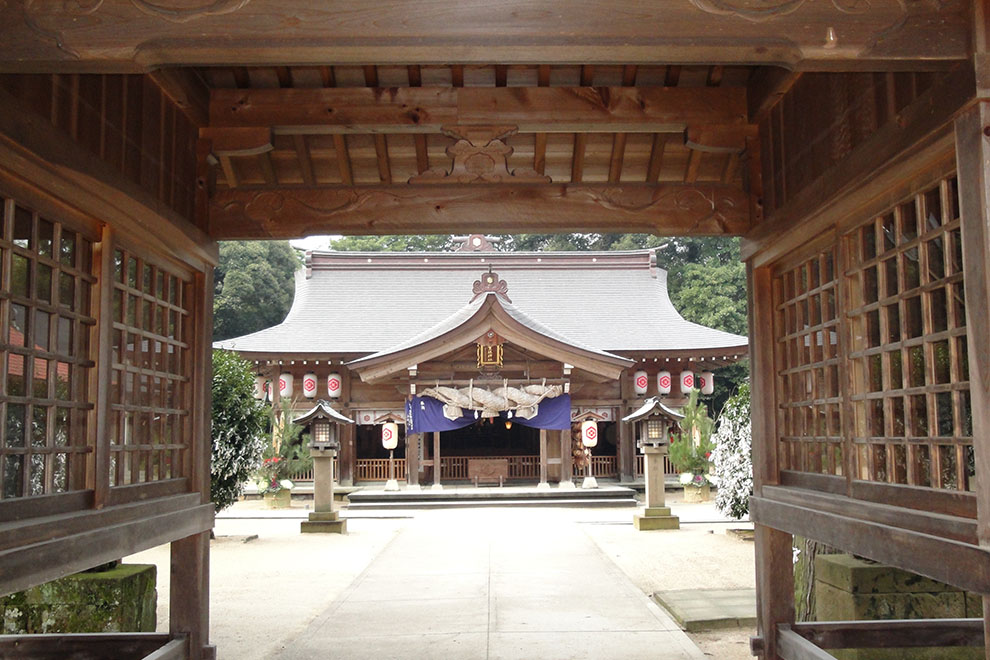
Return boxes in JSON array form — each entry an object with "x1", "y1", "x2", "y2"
[{"x1": 190, "y1": 62, "x2": 764, "y2": 237}]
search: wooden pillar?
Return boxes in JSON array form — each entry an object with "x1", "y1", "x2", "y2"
[
  {"x1": 170, "y1": 532, "x2": 211, "y2": 659},
  {"x1": 954, "y1": 102, "x2": 990, "y2": 658},
  {"x1": 405, "y1": 432, "x2": 420, "y2": 488},
  {"x1": 339, "y1": 422, "x2": 355, "y2": 486},
  {"x1": 559, "y1": 428, "x2": 574, "y2": 488},
  {"x1": 89, "y1": 225, "x2": 113, "y2": 505},
  {"x1": 618, "y1": 371, "x2": 635, "y2": 481},
  {"x1": 538, "y1": 428, "x2": 549, "y2": 488},
  {"x1": 171, "y1": 267, "x2": 213, "y2": 658},
  {"x1": 748, "y1": 262, "x2": 793, "y2": 660},
  {"x1": 432, "y1": 431, "x2": 442, "y2": 489},
  {"x1": 338, "y1": 368, "x2": 355, "y2": 485}
]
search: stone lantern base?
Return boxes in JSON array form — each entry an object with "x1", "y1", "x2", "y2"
[
  {"x1": 633, "y1": 507, "x2": 680, "y2": 531},
  {"x1": 300, "y1": 510, "x2": 347, "y2": 534}
]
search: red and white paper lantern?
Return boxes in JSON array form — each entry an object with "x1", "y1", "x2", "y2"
[
  {"x1": 581, "y1": 420, "x2": 599, "y2": 448},
  {"x1": 699, "y1": 371, "x2": 715, "y2": 395},
  {"x1": 657, "y1": 370, "x2": 672, "y2": 395},
  {"x1": 632, "y1": 370, "x2": 649, "y2": 396},
  {"x1": 381, "y1": 422, "x2": 399, "y2": 450},
  {"x1": 302, "y1": 372, "x2": 318, "y2": 399},
  {"x1": 326, "y1": 372, "x2": 342, "y2": 398},
  {"x1": 254, "y1": 376, "x2": 266, "y2": 400},
  {"x1": 679, "y1": 370, "x2": 695, "y2": 394},
  {"x1": 278, "y1": 372, "x2": 293, "y2": 399}
]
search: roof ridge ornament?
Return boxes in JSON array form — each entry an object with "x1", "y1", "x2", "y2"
[
  {"x1": 471, "y1": 269, "x2": 512, "y2": 303},
  {"x1": 453, "y1": 234, "x2": 501, "y2": 252}
]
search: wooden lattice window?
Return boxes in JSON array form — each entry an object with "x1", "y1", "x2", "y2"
[
  {"x1": 774, "y1": 247, "x2": 843, "y2": 475},
  {"x1": 109, "y1": 248, "x2": 191, "y2": 487},
  {"x1": 0, "y1": 196, "x2": 95, "y2": 498},
  {"x1": 844, "y1": 175, "x2": 972, "y2": 490}
]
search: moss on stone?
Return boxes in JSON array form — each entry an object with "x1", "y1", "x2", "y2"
[{"x1": 0, "y1": 564, "x2": 156, "y2": 634}]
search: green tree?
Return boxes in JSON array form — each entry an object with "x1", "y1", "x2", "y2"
[
  {"x1": 328, "y1": 235, "x2": 454, "y2": 252},
  {"x1": 211, "y1": 350, "x2": 268, "y2": 512},
  {"x1": 668, "y1": 389, "x2": 715, "y2": 485},
  {"x1": 214, "y1": 241, "x2": 301, "y2": 341}
]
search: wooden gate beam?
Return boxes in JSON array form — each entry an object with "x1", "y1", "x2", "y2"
[
  {"x1": 209, "y1": 86, "x2": 748, "y2": 133},
  {"x1": 0, "y1": 0, "x2": 968, "y2": 71},
  {"x1": 209, "y1": 182, "x2": 753, "y2": 239}
]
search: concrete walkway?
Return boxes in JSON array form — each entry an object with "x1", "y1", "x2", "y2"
[{"x1": 272, "y1": 508, "x2": 705, "y2": 660}]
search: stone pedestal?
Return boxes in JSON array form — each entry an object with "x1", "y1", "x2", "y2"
[
  {"x1": 301, "y1": 449, "x2": 346, "y2": 534},
  {"x1": 634, "y1": 445, "x2": 679, "y2": 531},
  {"x1": 0, "y1": 563, "x2": 157, "y2": 633},
  {"x1": 634, "y1": 507, "x2": 680, "y2": 530},
  {"x1": 301, "y1": 510, "x2": 347, "y2": 534},
  {"x1": 814, "y1": 554, "x2": 982, "y2": 659},
  {"x1": 581, "y1": 475, "x2": 599, "y2": 489}
]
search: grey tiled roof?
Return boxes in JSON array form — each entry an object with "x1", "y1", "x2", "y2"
[
  {"x1": 214, "y1": 249, "x2": 748, "y2": 356},
  {"x1": 350, "y1": 293, "x2": 630, "y2": 365},
  {"x1": 622, "y1": 397, "x2": 685, "y2": 423}
]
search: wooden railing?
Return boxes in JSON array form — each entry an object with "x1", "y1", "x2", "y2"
[
  {"x1": 573, "y1": 455, "x2": 619, "y2": 478},
  {"x1": 635, "y1": 454, "x2": 677, "y2": 476},
  {"x1": 290, "y1": 454, "x2": 680, "y2": 483},
  {"x1": 355, "y1": 458, "x2": 407, "y2": 481},
  {"x1": 440, "y1": 455, "x2": 541, "y2": 480}
]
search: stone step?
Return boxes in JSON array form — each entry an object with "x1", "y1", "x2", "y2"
[{"x1": 346, "y1": 497, "x2": 638, "y2": 510}]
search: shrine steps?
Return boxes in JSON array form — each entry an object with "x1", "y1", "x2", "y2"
[{"x1": 344, "y1": 484, "x2": 638, "y2": 509}]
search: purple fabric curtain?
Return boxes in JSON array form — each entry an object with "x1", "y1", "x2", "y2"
[
  {"x1": 405, "y1": 394, "x2": 573, "y2": 434},
  {"x1": 504, "y1": 393, "x2": 572, "y2": 430}
]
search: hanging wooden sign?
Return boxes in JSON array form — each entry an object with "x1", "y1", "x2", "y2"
[{"x1": 476, "y1": 330, "x2": 504, "y2": 373}]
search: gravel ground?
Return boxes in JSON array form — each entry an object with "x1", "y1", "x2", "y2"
[{"x1": 128, "y1": 491, "x2": 757, "y2": 660}]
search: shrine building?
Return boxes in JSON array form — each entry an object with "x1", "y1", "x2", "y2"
[{"x1": 215, "y1": 236, "x2": 747, "y2": 488}]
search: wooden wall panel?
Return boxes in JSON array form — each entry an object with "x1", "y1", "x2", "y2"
[{"x1": 0, "y1": 73, "x2": 199, "y2": 225}]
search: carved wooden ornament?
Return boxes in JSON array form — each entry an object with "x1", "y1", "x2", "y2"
[
  {"x1": 409, "y1": 127, "x2": 550, "y2": 185},
  {"x1": 471, "y1": 270, "x2": 511, "y2": 303}
]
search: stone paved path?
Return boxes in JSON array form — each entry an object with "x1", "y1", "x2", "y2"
[{"x1": 273, "y1": 508, "x2": 706, "y2": 660}]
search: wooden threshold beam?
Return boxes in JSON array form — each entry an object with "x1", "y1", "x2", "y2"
[
  {"x1": 209, "y1": 182, "x2": 753, "y2": 239},
  {"x1": 762, "y1": 485, "x2": 977, "y2": 545},
  {"x1": 209, "y1": 86, "x2": 748, "y2": 133},
  {"x1": 0, "y1": 633, "x2": 180, "y2": 659},
  {"x1": 778, "y1": 627, "x2": 839, "y2": 660},
  {"x1": 0, "y1": 502, "x2": 213, "y2": 596},
  {"x1": 790, "y1": 619, "x2": 985, "y2": 650},
  {"x1": 750, "y1": 495, "x2": 990, "y2": 595}
]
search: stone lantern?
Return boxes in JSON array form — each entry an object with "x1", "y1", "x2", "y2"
[
  {"x1": 622, "y1": 397, "x2": 683, "y2": 531},
  {"x1": 294, "y1": 400, "x2": 354, "y2": 534}
]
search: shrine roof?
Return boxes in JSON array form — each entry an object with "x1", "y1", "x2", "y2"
[{"x1": 214, "y1": 248, "x2": 747, "y2": 357}]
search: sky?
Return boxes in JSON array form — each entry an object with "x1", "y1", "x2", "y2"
[{"x1": 289, "y1": 235, "x2": 337, "y2": 251}]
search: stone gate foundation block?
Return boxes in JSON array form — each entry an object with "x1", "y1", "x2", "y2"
[
  {"x1": 814, "y1": 554, "x2": 982, "y2": 660},
  {"x1": 0, "y1": 563, "x2": 156, "y2": 634}
]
